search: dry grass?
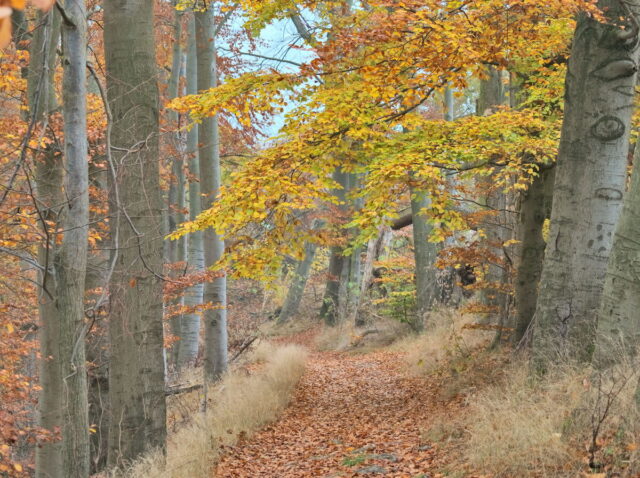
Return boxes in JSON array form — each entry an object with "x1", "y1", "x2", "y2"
[
  {"x1": 314, "y1": 316, "x2": 410, "y2": 352},
  {"x1": 394, "y1": 309, "x2": 494, "y2": 376},
  {"x1": 118, "y1": 343, "x2": 308, "y2": 478},
  {"x1": 465, "y1": 364, "x2": 584, "y2": 476},
  {"x1": 465, "y1": 356, "x2": 640, "y2": 477}
]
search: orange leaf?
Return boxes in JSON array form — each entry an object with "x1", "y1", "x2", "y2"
[
  {"x1": 10, "y1": 0, "x2": 26, "y2": 10},
  {"x1": 0, "y1": 17, "x2": 11, "y2": 49},
  {"x1": 31, "y1": 0, "x2": 55, "y2": 11}
]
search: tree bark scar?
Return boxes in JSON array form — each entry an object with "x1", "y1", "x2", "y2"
[
  {"x1": 591, "y1": 115, "x2": 626, "y2": 141},
  {"x1": 591, "y1": 58, "x2": 637, "y2": 80},
  {"x1": 595, "y1": 187, "x2": 624, "y2": 201}
]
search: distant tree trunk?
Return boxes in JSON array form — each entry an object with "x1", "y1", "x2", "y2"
[
  {"x1": 534, "y1": 1, "x2": 640, "y2": 366},
  {"x1": 320, "y1": 246, "x2": 345, "y2": 326},
  {"x1": 166, "y1": 10, "x2": 185, "y2": 367},
  {"x1": 354, "y1": 227, "x2": 392, "y2": 326},
  {"x1": 444, "y1": 86, "x2": 455, "y2": 122},
  {"x1": 596, "y1": 142, "x2": 640, "y2": 363},
  {"x1": 29, "y1": 9, "x2": 63, "y2": 478},
  {"x1": 179, "y1": 14, "x2": 204, "y2": 368},
  {"x1": 337, "y1": 172, "x2": 362, "y2": 321},
  {"x1": 514, "y1": 167, "x2": 554, "y2": 344},
  {"x1": 477, "y1": 65, "x2": 503, "y2": 116},
  {"x1": 278, "y1": 241, "x2": 317, "y2": 324},
  {"x1": 320, "y1": 168, "x2": 349, "y2": 326},
  {"x1": 86, "y1": 160, "x2": 110, "y2": 474},
  {"x1": 104, "y1": 0, "x2": 167, "y2": 466},
  {"x1": 410, "y1": 190, "x2": 438, "y2": 332},
  {"x1": 477, "y1": 68, "x2": 508, "y2": 315},
  {"x1": 438, "y1": 85, "x2": 457, "y2": 305},
  {"x1": 346, "y1": 173, "x2": 363, "y2": 317},
  {"x1": 195, "y1": 8, "x2": 228, "y2": 380},
  {"x1": 56, "y1": 0, "x2": 91, "y2": 474}
]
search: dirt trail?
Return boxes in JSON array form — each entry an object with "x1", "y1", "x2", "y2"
[{"x1": 215, "y1": 345, "x2": 450, "y2": 477}]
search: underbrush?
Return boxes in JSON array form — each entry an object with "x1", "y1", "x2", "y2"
[
  {"x1": 118, "y1": 342, "x2": 308, "y2": 478},
  {"x1": 407, "y1": 315, "x2": 640, "y2": 477},
  {"x1": 394, "y1": 309, "x2": 494, "y2": 378},
  {"x1": 464, "y1": 358, "x2": 640, "y2": 477},
  {"x1": 315, "y1": 316, "x2": 411, "y2": 352}
]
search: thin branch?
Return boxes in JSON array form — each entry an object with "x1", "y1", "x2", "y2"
[{"x1": 218, "y1": 47, "x2": 303, "y2": 67}]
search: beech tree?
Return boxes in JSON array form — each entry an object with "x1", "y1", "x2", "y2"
[
  {"x1": 596, "y1": 142, "x2": 640, "y2": 362},
  {"x1": 180, "y1": 14, "x2": 204, "y2": 368},
  {"x1": 533, "y1": 0, "x2": 640, "y2": 365},
  {"x1": 104, "y1": 0, "x2": 167, "y2": 466},
  {"x1": 195, "y1": 6, "x2": 228, "y2": 380}
]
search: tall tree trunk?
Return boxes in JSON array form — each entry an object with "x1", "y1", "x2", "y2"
[
  {"x1": 195, "y1": 8, "x2": 228, "y2": 380},
  {"x1": 57, "y1": 0, "x2": 91, "y2": 473},
  {"x1": 179, "y1": 14, "x2": 204, "y2": 368},
  {"x1": 337, "y1": 172, "x2": 362, "y2": 321},
  {"x1": 345, "y1": 173, "x2": 363, "y2": 318},
  {"x1": 278, "y1": 241, "x2": 317, "y2": 324},
  {"x1": 410, "y1": 190, "x2": 438, "y2": 332},
  {"x1": 444, "y1": 86, "x2": 455, "y2": 122},
  {"x1": 438, "y1": 85, "x2": 457, "y2": 305},
  {"x1": 166, "y1": 10, "x2": 186, "y2": 367},
  {"x1": 29, "y1": 9, "x2": 63, "y2": 478},
  {"x1": 477, "y1": 68, "x2": 508, "y2": 314},
  {"x1": 514, "y1": 167, "x2": 554, "y2": 344},
  {"x1": 320, "y1": 168, "x2": 349, "y2": 325},
  {"x1": 104, "y1": 0, "x2": 167, "y2": 466},
  {"x1": 477, "y1": 65, "x2": 503, "y2": 116},
  {"x1": 354, "y1": 227, "x2": 392, "y2": 326},
  {"x1": 596, "y1": 142, "x2": 640, "y2": 363},
  {"x1": 534, "y1": 1, "x2": 640, "y2": 366},
  {"x1": 320, "y1": 246, "x2": 345, "y2": 326}
]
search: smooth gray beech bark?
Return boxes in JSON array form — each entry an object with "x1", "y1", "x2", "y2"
[
  {"x1": 514, "y1": 168, "x2": 554, "y2": 344},
  {"x1": 320, "y1": 168, "x2": 349, "y2": 326},
  {"x1": 166, "y1": 10, "x2": 186, "y2": 367},
  {"x1": 410, "y1": 190, "x2": 438, "y2": 332},
  {"x1": 354, "y1": 227, "x2": 392, "y2": 326},
  {"x1": 477, "y1": 66, "x2": 503, "y2": 116},
  {"x1": 277, "y1": 241, "x2": 318, "y2": 324},
  {"x1": 345, "y1": 173, "x2": 364, "y2": 318},
  {"x1": 104, "y1": 0, "x2": 167, "y2": 466},
  {"x1": 596, "y1": 142, "x2": 640, "y2": 364},
  {"x1": 56, "y1": 0, "x2": 91, "y2": 474},
  {"x1": 437, "y1": 86, "x2": 457, "y2": 305},
  {"x1": 29, "y1": 9, "x2": 64, "y2": 478},
  {"x1": 320, "y1": 246, "x2": 345, "y2": 326},
  {"x1": 195, "y1": 8, "x2": 228, "y2": 380},
  {"x1": 534, "y1": 1, "x2": 640, "y2": 365},
  {"x1": 444, "y1": 86, "x2": 455, "y2": 122},
  {"x1": 337, "y1": 173, "x2": 362, "y2": 321},
  {"x1": 180, "y1": 14, "x2": 204, "y2": 368},
  {"x1": 477, "y1": 69, "x2": 508, "y2": 314}
]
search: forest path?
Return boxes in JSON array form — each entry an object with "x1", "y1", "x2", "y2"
[{"x1": 215, "y1": 337, "x2": 447, "y2": 477}]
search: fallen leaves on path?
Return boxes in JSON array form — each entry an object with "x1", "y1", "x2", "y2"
[{"x1": 215, "y1": 344, "x2": 467, "y2": 478}]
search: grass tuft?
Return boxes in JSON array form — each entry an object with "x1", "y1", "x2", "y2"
[{"x1": 117, "y1": 343, "x2": 307, "y2": 478}]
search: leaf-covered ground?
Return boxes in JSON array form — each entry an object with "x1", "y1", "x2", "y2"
[{"x1": 215, "y1": 336, "x2": 470, "y2": 477}]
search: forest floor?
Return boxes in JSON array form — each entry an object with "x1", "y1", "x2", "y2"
[{"x1": 214, "y1": 328, "x2": 476, "y2": 478}]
